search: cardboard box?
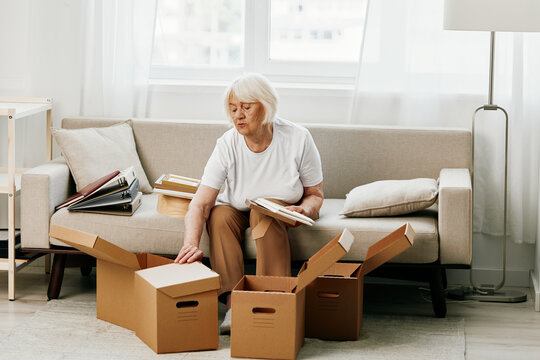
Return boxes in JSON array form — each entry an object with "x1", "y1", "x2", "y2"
[
  {"x1": 135, "y1": 262, "x2": 220, "y2": 353},
  {"x1": 304, "y1": 223, "x2": 415, "y2": 340},
  {"x1": 231, "y1": 228, "x2": 354, "y2": 360},
  {"x1": 156, "y1": 193, "x2": 190, "y2": 218},
  {"x1": 49, "y1": 224, "x2": 220, "y2": 354}
]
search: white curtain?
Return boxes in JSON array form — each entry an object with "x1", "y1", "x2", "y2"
[
  {"x1": 80, "y1": 0, "x2": 157, "y2": 117},
  {"x1": 350, "y1": 0, "x2": 540, "y2": 244}
]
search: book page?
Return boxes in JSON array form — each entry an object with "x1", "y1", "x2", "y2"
[{"x1": 250, "y1": 198, "x2": 314, "y2": 226}]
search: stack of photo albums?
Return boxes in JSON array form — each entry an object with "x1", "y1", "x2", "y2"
[{"x1": 56, "y1": 166, "x2": 142, "y2": 215}]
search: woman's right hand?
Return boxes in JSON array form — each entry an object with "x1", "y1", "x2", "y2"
[
  {"x1": 174, "y1": 243, "x2": 204, "y2": 264},
  {"x1": 175, "y1": 185, "x2": 218, "y2": 264}
]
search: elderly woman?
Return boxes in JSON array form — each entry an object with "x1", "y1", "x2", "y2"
[{"x1": 174, "y1": 73, "x2": 324, "y2": 333}]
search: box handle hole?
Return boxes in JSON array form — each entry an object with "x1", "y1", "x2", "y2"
[
  {"x1": 322, "y1": 274, "x2": 344, "y2": 278},
  {"x1": 263, "y1": 289, "x2": 285, "y2": 293},
  {"x1": 176, "y1": 300, "x2": 199, "y2": 308},
  {"x1": 317, "y1": 291, "x2": 340, "y2": 298},
  {"x1": 252, "y1": 307, "x2": 276, "y2": 314}
]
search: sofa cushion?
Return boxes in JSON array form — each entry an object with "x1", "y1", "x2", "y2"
[
  {"x1": 341, "y1": 178, "x2": 438, "y2": 217},
  {"x1": 50, "y1": 197, "x2": 438, "y2": 264},
  {"x1": 50, "y1": 193, "x2": 208, "y2": 254},
  {"x1": 52, "y1": 121, "x2": 152, "y2": 194},
  {"x1": 284, "y1": 199, "x2": 439, "y2": 264}
]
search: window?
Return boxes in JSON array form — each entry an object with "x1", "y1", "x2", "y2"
[
  {"x1": 270, "y1": 0, "x2": 366, "y2": 62},
  {"x1": 152, "y1": 0, "x2": 244, "y2": 67},
  {"x1": 151, "y1": 0, "x2": 369, "y2": 83}
]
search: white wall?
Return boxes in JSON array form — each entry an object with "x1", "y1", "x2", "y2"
[
  {"x1": 0, "y1": 0, "x2": 84, "y2": 131},
  {"x1": 0, "y1": 0, "x2": 84, "y2": 227},
  {"x1": 1, "y1": 1, "x2": 535, "y2": 288},
  {"x1": 448, "y1": 233, "x2": 535, "y2": 287},
  {"x1": 147, "y1": 82, "x2": 355, "y2": 124}
]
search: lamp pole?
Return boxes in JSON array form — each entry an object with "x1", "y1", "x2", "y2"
[{"x1": 467, "y1": 31, "x2": 525, "y2": 302}]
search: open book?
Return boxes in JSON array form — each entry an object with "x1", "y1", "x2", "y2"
[{"x1": 248, "y1": 198, "x2": 315, "y2": 226}]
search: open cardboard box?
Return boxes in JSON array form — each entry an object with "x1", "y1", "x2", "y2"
[
  {"x1": 305, "y1": 223, "x2": 415, "y2": 340},
  {"x1": 49, "y1": 224, "x2": 220, "y2": 354},
  {"x1": 156, "y1": 193, "x2": 190, "y2": 218},
  {"x1": 231, "y1": 228, "x2": 354, "y2": 360}
]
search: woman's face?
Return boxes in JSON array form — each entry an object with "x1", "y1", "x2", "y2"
[{"x1": 228, "y1": 92, "x2": 265, "y2": 137}]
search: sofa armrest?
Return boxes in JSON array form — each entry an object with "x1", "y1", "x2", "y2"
[
  {"x1": 21, "y1": 157, "x2": 73, "y2": 249},
  {"x1": 438, "y1": 168, "x2": 472, "y2": 265}
]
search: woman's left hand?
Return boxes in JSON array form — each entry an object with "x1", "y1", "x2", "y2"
[
  {"x1": 284, "y1": 205, "x2": 308, "y2": 227},
  {"x1": 279, "y1": 182, "x2": 323, "y2": 227}
]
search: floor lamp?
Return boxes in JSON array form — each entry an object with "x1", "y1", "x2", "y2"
[{"x1": 444, "y1": 0, "x2": 540, "y2": 302}]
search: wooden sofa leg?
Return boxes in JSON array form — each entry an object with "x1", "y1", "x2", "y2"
[
  {"x1": 429, "y1": 267, "x2": 447, "y2": 318},
  {"x1": 47, "y1": 254, "x2": 67, "y2": 300},
  {"x1": 442, "y1": 268, "x2": 448, "y2": 290}
]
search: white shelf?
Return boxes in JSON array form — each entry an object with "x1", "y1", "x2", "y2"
[
  {"x1": 0, "y1": 258, "x2": 31, "y2": 271},
  {"x1": 0, "y1": 101, "x2": 52, "y2": 120},
  {"x1": 0, "y1": 97, "x2": 52, "y2": 300},
  {"x1": 0, "y1": 229, "x2": 21, "y2": 238},
  {"x1": 0, "y1": 173, "x2": 22, "y2": 194}
]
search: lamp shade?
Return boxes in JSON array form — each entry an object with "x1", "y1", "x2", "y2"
[{"x1": 444, "y1": 0, "x2": 540, "y2": 32}]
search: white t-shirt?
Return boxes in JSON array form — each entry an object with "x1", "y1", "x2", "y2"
[{"x1": 201, "y1": 117, "x2": 323, "y2": 211}]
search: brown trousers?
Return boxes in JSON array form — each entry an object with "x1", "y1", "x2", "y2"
[{"x1": 207, "y1": 204, "x2": 291, "y2": 299}]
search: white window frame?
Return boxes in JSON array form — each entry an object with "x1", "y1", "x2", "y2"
[{"x1": 150, "y1": 0, "x2": 364, "y2": 85}]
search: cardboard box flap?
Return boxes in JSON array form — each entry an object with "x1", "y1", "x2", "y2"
[
  {"x1": 295, "y1": 228, "x2": 354, "y2": 293},
  {"x1": 359, "y1": 223, "x2": 415, "y2": 277},
  {"x1": 49, "y1": 224, "x2": 141, "y2": 270},
  {"x1": 321, "y1": 262, "x2": 362, "y2": 278},
  {"x1": 136, "y1": 262, "x2": 221, "y2": 298},
  {"x1": 234, "y1": 275, "x2": 297, "y2": 293}
]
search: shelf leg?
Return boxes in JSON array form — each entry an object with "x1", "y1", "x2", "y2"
[{"x1": 7, "y1": 114, "x2": 15, "y2": 300}]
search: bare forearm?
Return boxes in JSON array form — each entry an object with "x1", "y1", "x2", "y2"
[
  {"x1": 183, "y1": 205, "x2": 208, "y2": 247},
  {"x1": 176, "y1": 185, "x2": 218, "y2": 264},
  {"x1": 298, "y1": 194, "x2": 323, "y2": 220}
]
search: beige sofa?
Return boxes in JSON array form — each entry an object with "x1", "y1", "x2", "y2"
[{"x1": 21, "y1": 118, "x2": 472, "y2": 317}]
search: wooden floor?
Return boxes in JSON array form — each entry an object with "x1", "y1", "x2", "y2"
[{"x1": 1, "y1": 265, "x2": 540, "y2": 360}]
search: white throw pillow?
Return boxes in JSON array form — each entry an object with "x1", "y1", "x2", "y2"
[
  {"x1": 53, "y1": 121, "x2": 152, "y2": 193},
  {"x1": 341, "y1": 178, "x2": 438, "y2": 217}
]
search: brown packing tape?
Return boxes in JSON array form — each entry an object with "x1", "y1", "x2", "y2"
[
  {"x1": 359, "y1": 223, "x2": 415, "y2": 277},
  {"x1": 251, "y1": 216, "x2": 273, "y2": 239}
]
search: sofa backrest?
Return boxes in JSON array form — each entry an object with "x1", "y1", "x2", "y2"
[
  {"x1": 62, "y1": 118, "x2": 471, "y2": 199},
  {"x1": 306, "y1": 124, "x2": 472, "y2": 198}
]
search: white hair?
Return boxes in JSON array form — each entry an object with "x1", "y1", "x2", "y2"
[{"x1": 223, "y1": 73, "x2": 279, "y2": 125}]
